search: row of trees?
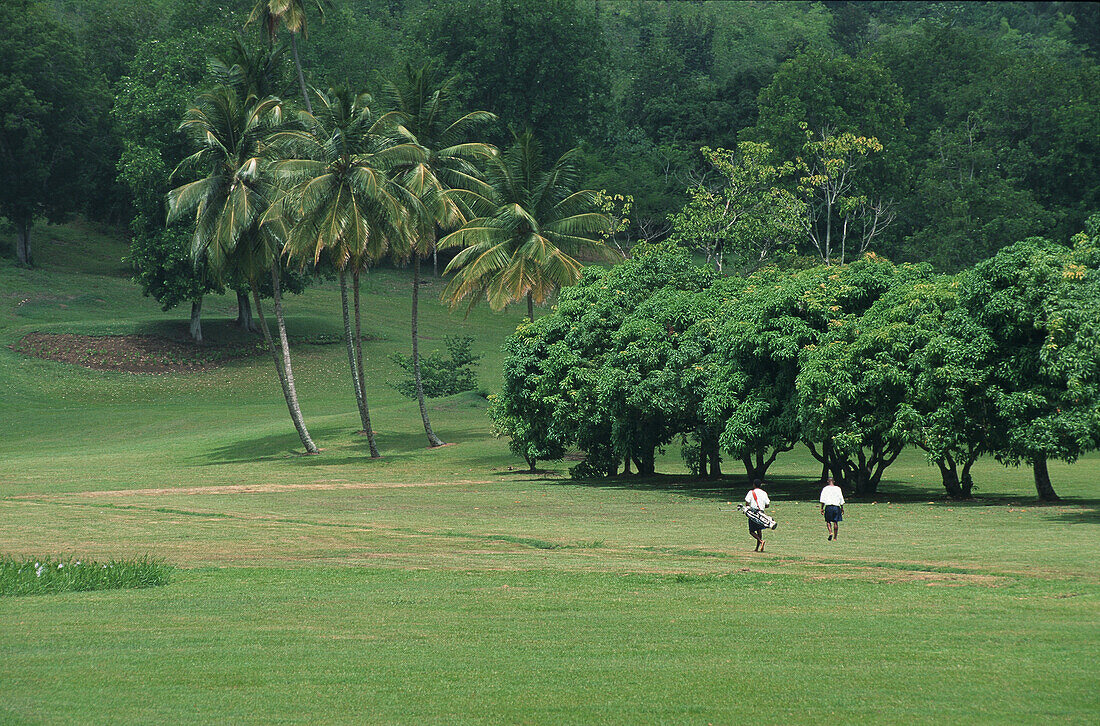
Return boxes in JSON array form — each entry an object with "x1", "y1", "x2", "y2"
[
  {"x1": 164, "y1": 2, "x2": 613, "y2": 456},
  {"x1": 490, "y1": 218, "x2": 1100, "y2": 501}
]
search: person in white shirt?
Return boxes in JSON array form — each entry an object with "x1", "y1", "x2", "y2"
[
  {"x1": 744, "y1": 479, "x2": 771, "y2": 552},
  {"x1": 819, "y1": 476, "x2": 845, "y2": 541}
]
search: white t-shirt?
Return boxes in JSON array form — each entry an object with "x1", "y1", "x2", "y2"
[
  {"x1": 819, "y1": 484, "x2": 845, "y2": 507},
  {"x1": 745, "y1": 488, "x2": 770, "y2": 510}
]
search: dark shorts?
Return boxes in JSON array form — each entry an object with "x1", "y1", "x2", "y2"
[
  {"x1": 824, "y1": 505, "x2": 843, "y2": 523},
  {"x1": 749, "y1": 519, "x2": 763, "y2": 534}
]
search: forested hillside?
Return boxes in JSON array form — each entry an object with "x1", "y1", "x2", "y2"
[{"x1": 3, "y1": 0, "x2": 1097, "y2": 272}]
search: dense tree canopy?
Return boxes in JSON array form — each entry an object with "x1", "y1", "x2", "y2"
[
  {"x1": 0, "y1": 0, "x2": 105, "y2": 265},
  {"x1": 8, "y1": 0, "x2": 1097, "y2": 277}
]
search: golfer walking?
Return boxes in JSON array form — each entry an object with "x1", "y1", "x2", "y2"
[
  {"x1": 745, "y1": 479, "x2": 771, "y2": 552},
  {"x1": 819, "y1": 476, "x2": 844, "y2": 541}
]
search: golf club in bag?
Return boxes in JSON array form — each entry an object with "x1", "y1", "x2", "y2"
[{"x1": 738, "y1": 503, "x2": 778, "y2": 530}]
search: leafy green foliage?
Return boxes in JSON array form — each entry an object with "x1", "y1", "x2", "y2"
[
  {"x1": 489, "y1": 243, "x2": 715, "y2": 476},
  {"x1": 114, "y1": 27, "x2": 245, "y2": 314},
  {"x1": 873, "y1": 22, "x2": 1100, "y2": 267},
  {"x1": 668, "y1": 143, "x2": 805, "y2": 273},
  {"x1": 796, "y1": 125, "x2": 894, "y2": 264},
  {"x1": 0, "y1": 0, "x2": 106, "y2": 264},
  {"x1": 417, "y1": 0, "x2": 607, "y2": 154},
  {"x1": 959, "y1": 221, "x2": 1100, "y2": 498},
  {"x1": 391, "y1": 336, "x2": 482, "y2": 399},
  {"x1": 748, "y1": 50, "x2": 907, "y2": 172}
]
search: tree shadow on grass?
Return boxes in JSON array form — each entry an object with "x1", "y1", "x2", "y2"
[
  {"x1": 196, "y1": 425, "x2": 503, "y2": 468},
  {"x1": 535, "y1": 469, "x2": 1100, "y2": 510},
  {"x1": 195, "y1": 430, "x2": 326, "y2": 465},
  {"x1": 1031, "y1": 501, "x2": 1100, "y2": 525}
]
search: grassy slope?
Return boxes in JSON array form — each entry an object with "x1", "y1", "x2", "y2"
[{"x1": 0, "y1": 225, "x2": 1097, "y2": 724}]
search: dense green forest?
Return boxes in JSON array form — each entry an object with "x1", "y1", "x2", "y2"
[{"x1": 3, "y1": 0, "x2": 1098, "y2": 273}]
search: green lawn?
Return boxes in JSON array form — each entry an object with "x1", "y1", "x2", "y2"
[{"x1": 0, "y1": 225, "x2": 1097, "y2": 724}]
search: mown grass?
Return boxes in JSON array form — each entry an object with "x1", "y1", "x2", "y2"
[
  {"x1": 0, "y1": 555, "x2": 171, "y2": 597},
  {"x1": 0, "y1": 223, "x2": 1097, "y2": 724}
]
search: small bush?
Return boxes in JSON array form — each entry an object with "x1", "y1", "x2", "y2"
[
  {"x1": 391, "y1": 335, "x2": 481, "y2": 399},
  {"x1": 0, "y1": 555, "x2": 172, "y2": 597}
]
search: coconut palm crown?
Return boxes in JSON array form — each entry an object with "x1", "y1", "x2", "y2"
[
  {"x1": 380, "y1": 62, "x2": 498, "y2": 259},
  {"x1": 266, "y1": 86, "x2": 422, "y2": 268},
  {"x1": 439, "y1": 130, "x2": 616, "y2": 319},
  {"x1": 167, "y1": 85, "x2": 286, "y2": 282},
  {"x1": 379, "y1": 62, "x2": 498, "y2": 447}
]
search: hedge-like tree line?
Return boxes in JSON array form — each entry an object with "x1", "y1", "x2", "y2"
[{"x1": 491, "y1": 217, "x2": 1100, "y2": 501}]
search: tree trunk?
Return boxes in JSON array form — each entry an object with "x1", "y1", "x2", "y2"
[
  {"x1": 433, "y1": 245, "x2": 438, "y2": 277},
  {"x1": 808, "y1": 440, "x2": 842, "y2": 485},
  {"x1": 525, "y1": 454, "x2": 536, "y2": 472},
  {"x1": 189, "y1": 297, "x2": 203, "y2": 343},
  {"x1": 339, "y1": 271, "x2": 370, "y2": 432},
  {"x1": 15, "y1": 217, "x2": 32, "y2": 266},
  {"x1": 413, "y1": 256, "x2": 445, "y2": 447},
  {"x1": 937, "y1": 458, "x2": 965, "y2": 499},
  {"x1": 527, "y1": 291, "x2": 534, "y2": 322},
  {"x1": 269, "y1": 267, "x2": 318, "y2": 454},
  {"x1": 251, "y1": 280, "x2": 318, "y2": 454},
  {"x1": 1033, "y1": 456, "x2": 1060, "y2": 501},
  {"x1": 707, "y1": 439, "x2": 721, "y2": 478},
  {"x1": 697, "y1": 439, "x2": 708, "y2": 478},
  {"x1": 852, "y1": 469, "x2": 874, "y2": 497},
  {"x1": 235, "y1": 290, "x2": 257, "y2": 332},
  {"x1": 289, "y1": 33, "x2": 313, "y2": 114},
  {"x1": 960, "y1": 458, "x2": 975, "y2": 498},
  {"x1": 353, "y1": 268, "x2": 381, "y2": 457}
]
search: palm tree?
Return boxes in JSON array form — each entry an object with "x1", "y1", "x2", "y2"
[
  {"x1": 167, "y1": 85, "x2": 319, "y2": 454},
  {"x1": 382, "y1": 63, "x2": 497, "y2": 447},
  {"x1": 211, "y1": 33, "x2": 292, "y2": 99},
  {"x1": 246, "y1": 0, "x2": 332, "y2": 113},
  {"x1": 268, "y1": 86, "x2": 423, "y2": 457},
  {"x1": 210, "y1": 35, "x2": 290, "y2": 333},
  {"x1": 439, "y1": 130, "x2": 616, "y2": 321}
]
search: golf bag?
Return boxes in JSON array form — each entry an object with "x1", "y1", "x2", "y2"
[{"x1": 739, "y1": 504, "x2": 777, "y2": 530}]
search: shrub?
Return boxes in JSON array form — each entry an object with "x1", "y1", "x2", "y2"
[
  {"x1": 0, "y1": 555, "x2": 172, "y2": 597},
  {"x1": 391, "y1": 336, "x2": 481, "y2": 399}
]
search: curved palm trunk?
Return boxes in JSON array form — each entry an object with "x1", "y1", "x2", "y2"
[
  {"x1": 527, "y1": 292, "x2": 534, "y2": 322},
  {"x1": 251, "y1": 276, "x2": 318, "y2": 454},
  {"x1": 340, "y1": 270, "x2": 370, "y2": 431},
  {"x1": 289, "y1": 33, "x2": 313, "y2": 114},
  {"x1": 413, "y1": 256, "x2": 445, "y2": 447},
  {"x1": 352, "y1": 268, "x2": 381, "y2": 457}
]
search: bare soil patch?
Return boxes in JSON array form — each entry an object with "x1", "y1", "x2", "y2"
[
  {"x1": 807, "y1": 567, "x2": 1000, "y2": 587},
  {"x1": 15, "y1": 479, "x2": 493, "y2": 499},
  {"x1": 13, "y1": 332, "x2": 262, "y2": 373}
]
